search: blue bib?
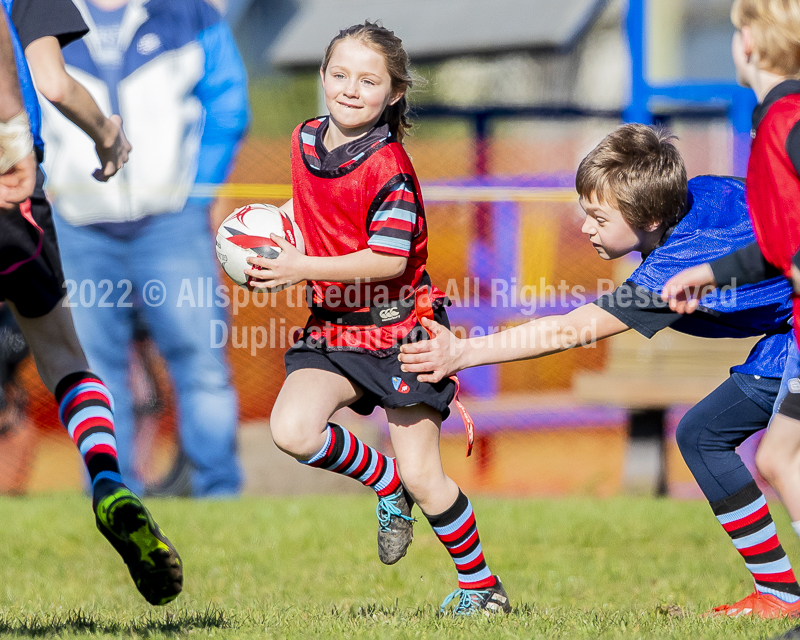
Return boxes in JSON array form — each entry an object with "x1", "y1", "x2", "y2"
[{"x1": 630, "y1": 175, "x2": 793, "y2": 378}]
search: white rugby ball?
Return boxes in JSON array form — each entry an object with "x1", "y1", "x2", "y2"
[{"x1": 215, "y1": 203, "x2": 305, "y2": 291}]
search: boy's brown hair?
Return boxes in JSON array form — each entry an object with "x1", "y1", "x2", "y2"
[
  {"x1": 732, "y1": 0, "x2": 800, "y2": 78},
  {"x1": 576, "y1": 124, "x2": 687, "y2": 230}
]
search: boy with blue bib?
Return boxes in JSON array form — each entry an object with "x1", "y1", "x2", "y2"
[{"x1": 400, "y1": 123, "x2": 799, "y2": 618}]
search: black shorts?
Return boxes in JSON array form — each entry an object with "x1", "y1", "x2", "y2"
[
  {"x1": 284, "y1": 305, "x2": 456, "y2": 419},
  {"x1": 0, "y1": 168, "x2": 64, "y2": 318}
]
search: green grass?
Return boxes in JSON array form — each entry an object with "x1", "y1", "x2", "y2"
[{"x1": 0, "y1": 493, "x2": 798, "y2": 638}]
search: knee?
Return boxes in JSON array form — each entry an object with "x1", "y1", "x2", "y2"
[
  {"x1": 268, "y1": 408, "x2": 319, "y2": 459},
  {"x1": 675, "y1": 416, "x2": 700, "y2": 459},
  {"x1": 395, "y1": 458, "x2": 437, "y2": 503},
  {"x1": 755, "y1": 440, "x2": 782, "y2": 484}
]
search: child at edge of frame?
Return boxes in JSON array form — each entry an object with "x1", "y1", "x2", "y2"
[
  {"x1": 242, "y1": 21, "x2": 511, "y2": 617},
  {"x1": 399, "y1": 123, "x2": 800, "y2": 618},
  {"x1": 661, "y1": 0, "x2": 800, "y2": 622}
]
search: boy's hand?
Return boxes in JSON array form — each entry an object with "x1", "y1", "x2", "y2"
[
  {"x1": 0, "y1": 151, "x2": 35, "y2": 209},
  {"x1": 93, "y1": 115, "x2": 131, "y2": 182},
  {"x1": 662, "y1": 263, "x2": 717, "y2": 314},
  {"x1": 244, "y1": 234, "x2": 307, "y2": 291},
  {"x1": 399, "y1": 317, "x2": 463, "y2": 383}
]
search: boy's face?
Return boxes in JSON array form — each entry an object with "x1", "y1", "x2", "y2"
[{"x1": 579, "y1": 194, "x2": 653, "y2": 260}]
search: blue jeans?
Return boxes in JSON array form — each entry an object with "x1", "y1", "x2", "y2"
[{"x1": 54, "y1": 208, "x2": 241, "y2": 497}]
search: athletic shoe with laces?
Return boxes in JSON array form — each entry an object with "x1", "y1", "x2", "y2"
[
  {"x1": 94, "y1": 487, "x2": 183, "y2": 605},
  {"x1": 376, "y1": 487, "x2": 415, "y2": 565},
  {"x1": 439, "y1": 576, "x2": 512, "y2": 616},
  {"x1": 705, "y1": 591, "x2": 800, "y2": 619}
]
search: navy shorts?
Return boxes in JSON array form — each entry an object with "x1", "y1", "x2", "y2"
[
  {"x1": 0, "y1": 169, "x2": 64, "y2": 318},
  {"x1": 284, "y1": 305, "x2": 456, "y2": 419}
]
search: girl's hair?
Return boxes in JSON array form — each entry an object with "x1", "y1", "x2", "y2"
[
  {"x1": 322, "y1": 21, "x2": 415, "y2": 144},
  {"x1": 732, "y1": 0, "x2": 800, "y2": 78}
]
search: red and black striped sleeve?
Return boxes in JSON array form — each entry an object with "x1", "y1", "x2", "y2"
[{"x1": 367, "y1": 177, "x2": 420, "y2": 257}]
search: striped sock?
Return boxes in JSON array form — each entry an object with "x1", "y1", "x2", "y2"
[
  {"x1": 426, "y1": 489, "x2": 497, "y2": 590},
  {"x1": 55, "y1": 372, "x2": 124, "y2": 495},
  {"x1": 711, "y1": 481, "x2": 800, "y2": 603},
  {"x1": 301, "y1": 423, "x2": 401, "y2": 497}
]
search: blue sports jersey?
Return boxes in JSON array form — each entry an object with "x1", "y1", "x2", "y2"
[
  {"x1": 630, "y1": 175, "x2": 794, "y2": 378},
  {"x1": 1, "y1": 0, "x2": 42, "y2": 154}
]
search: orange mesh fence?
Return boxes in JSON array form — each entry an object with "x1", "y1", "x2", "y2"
[{"x1": 0, "y1": 116, "x2": 761, "y2": 497}]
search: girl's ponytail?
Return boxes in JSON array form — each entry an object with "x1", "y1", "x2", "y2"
[{"x1": 383, "y1": 95, "x2": 411, "y2": 145}]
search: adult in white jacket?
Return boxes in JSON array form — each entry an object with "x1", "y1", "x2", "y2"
[{"x1": 43, "y1": 0, "x2": 249, "y2": 497}]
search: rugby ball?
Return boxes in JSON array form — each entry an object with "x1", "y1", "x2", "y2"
[{"x1": 215, "y1": 203, "x2": 305, "y2": 291}]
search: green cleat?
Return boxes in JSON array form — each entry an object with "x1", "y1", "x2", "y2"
[{"x1": 94, "y1": 488, "x2": 183, "y2": 605}]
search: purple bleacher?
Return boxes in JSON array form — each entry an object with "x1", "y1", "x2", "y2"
[
  {"x1": 426, "y1": 174, "x2": 576, "y2": 190},
  {"x1": 440, "y1": 403, "x2": 626, "y2": 436}
]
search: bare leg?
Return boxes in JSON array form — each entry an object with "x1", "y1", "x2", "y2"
[
  {"x1": 270, "y1": 368, "x2": 362, "y2": 459},
  {"x1": 756, "y1": 414, "x2": 800, "y2": 521},
  {"x1": 386, "y1": 403, "x2": 458, "y2": 517},
  {"x1": 388, "y1": 403, "x2": 506, "y2": 610}
]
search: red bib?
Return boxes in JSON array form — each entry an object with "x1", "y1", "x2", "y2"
[
  {"x1": 290, "y1": 119, "x2": 443, "y2": 352},
  {"x1": 747, "y1": 95, "x2": 800, "y2": 335}
]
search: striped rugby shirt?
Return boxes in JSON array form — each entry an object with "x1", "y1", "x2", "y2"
[{"x1": 291, "y1": 116, "x2": 431, "y2": 313}]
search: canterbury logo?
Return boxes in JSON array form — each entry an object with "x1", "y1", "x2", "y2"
[{"x1": 379, "y1": 308, "x2": 401, "y2": 321}]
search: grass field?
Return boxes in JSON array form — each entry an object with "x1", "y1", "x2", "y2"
[{"x1": 0, "y1": 493, "x2": 798, "y2": 639}]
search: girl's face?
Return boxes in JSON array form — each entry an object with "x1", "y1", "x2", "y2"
[{"x1": 321, "y1": 39, "x2": 402, "y2": 138}]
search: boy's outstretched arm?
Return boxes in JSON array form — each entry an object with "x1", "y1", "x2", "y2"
[
  {"x1": 25, "y1": 36, "x2": 131, "y2": 181},
  {"x1": 398, "y1": 303, "x2": 630, "y2": 384}
]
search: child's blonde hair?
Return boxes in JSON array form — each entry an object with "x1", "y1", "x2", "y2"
[
  {"x1": 322, "y1": 21, "x2": 415, "y2": 144},
  {"x1": 732, "y1": 0, "x2": 800, "y2": 77}
]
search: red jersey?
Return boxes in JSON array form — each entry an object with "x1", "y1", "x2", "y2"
[
  {"x1": 747, "y1": 85, "x2": 800, "y2": 335},
  {"x1": 290, "y1": 117, "x2": 443, "y2": 353}
]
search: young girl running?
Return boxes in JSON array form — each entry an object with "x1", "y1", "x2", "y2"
[{"x1": 244, "y1": 22, "x2": 510, "y2": 616}]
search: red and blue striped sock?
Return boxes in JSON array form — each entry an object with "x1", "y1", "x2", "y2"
[
  {"x1": 301, "y1": 422, "x2": 401, "y2": 497},
  {"x1": 711, "y1": 481, "x2": 800, "y2": 603},
  {"x1": 426, "y1": 490, "x2": 497, "y2": 590},
  {"x1": 55, "y1": 372, "x2": 124, "y2": 498}
]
